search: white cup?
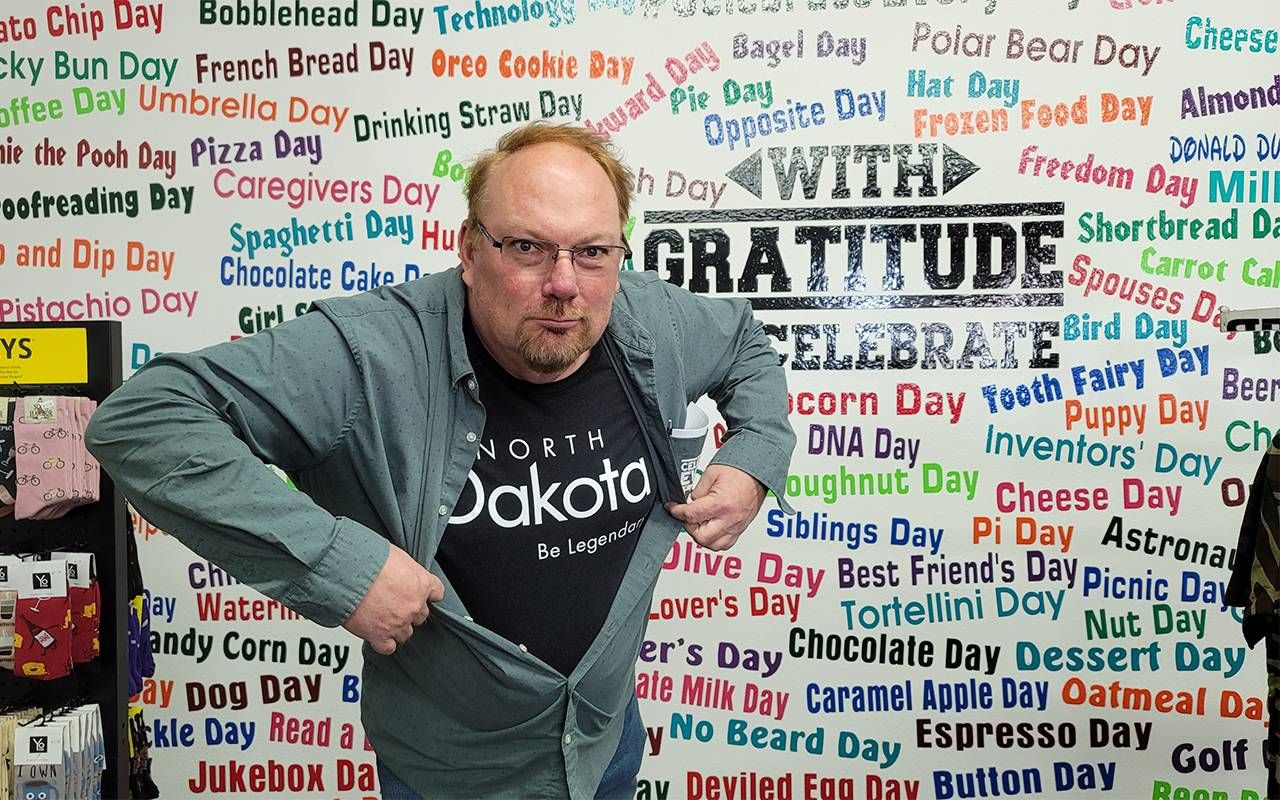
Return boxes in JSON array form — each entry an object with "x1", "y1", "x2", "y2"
[{"x1": 670, "y1": 403, "x2": 710, "y2": 497}]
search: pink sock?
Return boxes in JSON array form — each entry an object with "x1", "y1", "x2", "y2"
[
  {"x1": 16, "y1": 398, "x2": 74, "y2": 520},
  {"x1": 80, "y1": 398, "x2": 100, "y2": 504}
]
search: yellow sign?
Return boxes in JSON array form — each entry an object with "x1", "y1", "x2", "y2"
[{"x1": 0, "y1": 328, "x2": 89, "y2": 385}]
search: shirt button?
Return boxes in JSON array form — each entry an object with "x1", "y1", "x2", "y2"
[
  {"x1": 438, "y1": 505, "x2": 448, "y2": 516},
  {"x1": 467, "y1": 379, "x2": 476, "y2": 392},
  {"x1": 466, "y1": 432, "x2": 477, "y2": 443},
  {"x1": 518, "y1": 643, "x2": 528, "y2": 652},
  {"x1": 564, "y1": 734, "x2": 572, "y2": 745},
  {"x1": 464, "y1": 616, "x2": 473, "y2": 622}
]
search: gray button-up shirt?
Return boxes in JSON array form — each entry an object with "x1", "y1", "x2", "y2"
[{"x1": 86, "y1": 267, "x2": 796, "y2": 798}]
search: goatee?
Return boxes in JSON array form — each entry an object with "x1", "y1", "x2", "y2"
[{"x1": 518, "y1": 305, "x2": 591, "y2": 374}]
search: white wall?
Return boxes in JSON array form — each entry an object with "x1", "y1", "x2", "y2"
[{"x1": 5, "y1": 0, "x2": 1275, "y2": 796}]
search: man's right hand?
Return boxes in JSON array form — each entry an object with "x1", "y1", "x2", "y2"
[{"x1": 342, "y1": 544, "x2": 445, "y2": 655}]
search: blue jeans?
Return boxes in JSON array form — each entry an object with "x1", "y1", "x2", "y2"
[{"x1": 377, "y1": 694, "x2": 645, "y2": 799}]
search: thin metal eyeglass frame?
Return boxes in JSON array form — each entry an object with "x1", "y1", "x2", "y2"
[{"x1": 473, "y1": 220, "x2": 633, "y2": 271}]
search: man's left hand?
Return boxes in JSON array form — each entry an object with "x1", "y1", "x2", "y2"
[{"x1": 664, "y1": 464, "x2": 767, "y2": 551}]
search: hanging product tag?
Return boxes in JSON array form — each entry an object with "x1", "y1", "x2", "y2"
[
  {"x1": 14, "y1": 721, "x2": 67, "y2": 800},
  {"x1": 22, "y1": 397, "x2": 56, "y2": 425},
  {"x1": 14, "y1": 723, "x2": 63, "y2": 765},
  {"x1": 48, "y1": 553, "x2": 93, "y2": 590},
  {"x1": 17, "y1": 560, "x2": 64, "y2": 600}
]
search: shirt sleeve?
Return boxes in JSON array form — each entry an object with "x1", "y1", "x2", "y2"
[
  {"x1": 84, "y1": 310, "x2": 390, "y2": 628},
  {"x1": 658, "y1": 281, "x2": 797, "y2": 513}
]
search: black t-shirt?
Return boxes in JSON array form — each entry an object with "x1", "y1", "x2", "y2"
[{"x1": 435, "y1": 318, "x2": 655, "y2": 676}]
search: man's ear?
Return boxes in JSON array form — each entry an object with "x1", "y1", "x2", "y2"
[{"x1": 458, "y1": 222, "x2": 475, "y2": 271}]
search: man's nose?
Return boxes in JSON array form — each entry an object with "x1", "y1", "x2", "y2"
[{"x1": 543, "y1": 250, "x2": 579, "y2": 300}]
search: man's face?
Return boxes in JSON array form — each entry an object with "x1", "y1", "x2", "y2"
[{"x1": 459, "y1": 142, "x2": 624, "y2": 383}]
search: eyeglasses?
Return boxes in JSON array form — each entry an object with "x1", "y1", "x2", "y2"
[{"x1": 475, "y1": 221, "x2": 631, "y2": 274}]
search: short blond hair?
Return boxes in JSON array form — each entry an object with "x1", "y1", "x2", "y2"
[{"x1": 465, "y1": 122, "x2": 634, "y2": 236}]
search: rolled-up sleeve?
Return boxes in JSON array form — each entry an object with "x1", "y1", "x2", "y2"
[{"x1": 85, "y1": 311, "x2": 389, "y2": 627}]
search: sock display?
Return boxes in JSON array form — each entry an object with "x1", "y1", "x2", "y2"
[
  {"x1": 3, "y1": 330, "x2": 133, "y2": 800},
  {"x1": 11, "y1": 704, "x2": 105, "y2": 800}
]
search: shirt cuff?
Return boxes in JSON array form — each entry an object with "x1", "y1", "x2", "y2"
[
  {"x1": 710, "y1": 431, "x2": 796, "y2": 515},
  {"x1": 282, "y1": 518, "x2": 390, "y2": 628}
]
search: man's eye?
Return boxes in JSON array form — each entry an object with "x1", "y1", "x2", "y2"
[{"x1": 512, "y1": 239, "x2": 538, "y2": 253}]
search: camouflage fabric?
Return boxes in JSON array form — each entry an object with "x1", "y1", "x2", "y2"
[
  {"x1": 1268, "y1": 635, "x2": 1280, "y2": 800},
  {"x1": 1226, "y1": 432, "x2": 1280, "y2": 797}
]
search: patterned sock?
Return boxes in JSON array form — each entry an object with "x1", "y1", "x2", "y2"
[
  {"x1": 127, "y1": 601, "x2": 144, "y2": 697},
  {"x1": 138, "y1": 592, "x2": 154, "y2": 678},
  {"x1": 14, "y1": 397, "x2": 73, "y2": 520},
  {"x1": 13, "y1": 562, "x2": 71, "y2": 680},
  {"x1": 70, "y1": 579, "x2": 100, "y2": 664},
  {"x1": 79, "y1": 398, "x2": 100, "y2": 504},
  {"x1": 40, "y1": 398, "x2": 82, "y2": 518},
  {"x1": 53, "y1": 396, "x2": 94, "y2": 516},
  {"x1": 53, "y1": 553, "x2": 98, "y2": 665},
  {"x1": 49, "y1": 397, "x2": 81, "y2": 517},
  {"x1": 13, "y1": 595, "x2": 71, "y2": 680}
]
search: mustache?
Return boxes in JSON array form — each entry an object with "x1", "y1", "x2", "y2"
[{"x1": 526, "y1": 303, "x2": 585, "y2": 321}]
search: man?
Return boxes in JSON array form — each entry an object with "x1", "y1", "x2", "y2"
[{"x1": 86, "y1": 122, "x2": 795, "y2": 799}]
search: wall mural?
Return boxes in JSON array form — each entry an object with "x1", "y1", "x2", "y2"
[{"x1": 2, "y1": 1, "x2": 1276, "y2": 796}]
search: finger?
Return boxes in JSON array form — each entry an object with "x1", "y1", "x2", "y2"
[
  {"x1": 687, "y1": 519, "x2": 725, "y2": 548},
  {"x1": 425, "y1": 574, "x2": 445, "y2": 603},
  {"x1": 412, "y1": 603, "x2": 430, "y2": 626},
  {"x1": 687, "y1": 469, "x2": 717, "y2": 501},
  {"x1": 691, "y1": 518, "x2": 728, "y2": 548},
  {"x1": 691, "y1": 460, "x2": 732, "y2": 499},
  {"x1": 680, "y1": 517, "x2": 710, "y2": 541},
  {"x1": 687, "y1": 527, "x2": 714, "y2": 549},
  {"x1": 393, "y1": 623, "x2": 414, "y2": 644},
  {"x1": 371, "y1": 638, "x2": 397, "y2": 656},
  {"x1": 666, "y1": 496, "x2": 716, "y2": 526},
  {"x1": 707, "y1": 529, "x2": 743, "y2": 552},
  {"x1": 691, "y1": 529, "x2": 728, "y2": 551}
]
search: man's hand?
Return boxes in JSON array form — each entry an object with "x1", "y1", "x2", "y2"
[
  {"x1": 664, "y1": 464, "x2": 767, "y2": 551},
  {"x1": 342, "y1": 544, "x2": 445, "y2": 655}
]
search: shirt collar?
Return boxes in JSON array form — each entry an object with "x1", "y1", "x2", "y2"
[{"x1": 443, "y1": 267, "x2": 473, "y2": 388}]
